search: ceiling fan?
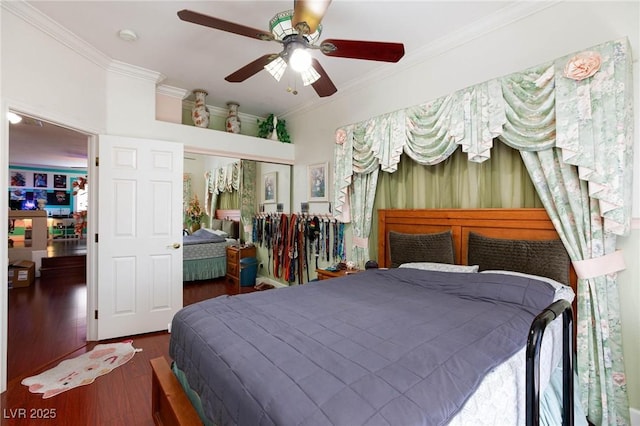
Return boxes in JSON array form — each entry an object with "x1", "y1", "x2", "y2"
[{"x1": 177, "y1": 0, "x2": 405, "y2": 97}]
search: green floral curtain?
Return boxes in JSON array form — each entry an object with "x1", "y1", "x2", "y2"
[
  {"x1": 522, "y1": 150, "x2": 629, "y2": 425},
  {"x1": 333, "y1": 37, "x2": 633, "y2": 424},
  {"x1": 183, "y1": 173, "x2": 192, "y2": 226},
  {"x1": 240, "y1": 160, "x2": 257, "y2": 243},
  {"x1": 517, "y1": 38, "x2": 633, "y2": 424}
]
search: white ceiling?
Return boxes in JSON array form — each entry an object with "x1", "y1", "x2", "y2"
[{"x1": 9, "y1": 0, "x2": 516, "y2": 169}]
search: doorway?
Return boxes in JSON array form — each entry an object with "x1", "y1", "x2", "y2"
[{"x1": 7, "y1": 111, "x2": 90, "y2": 382}]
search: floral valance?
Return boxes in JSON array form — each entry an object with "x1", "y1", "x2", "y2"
[
  {"x1": 204, "y1": 161, "x2": 241, "y2": 216},
  {"x1": 206, "y1": 161, "x2": 241, "y2": 195},
  {"x1": 333, "y1": 37, "x2": 634, "y2": 235}
]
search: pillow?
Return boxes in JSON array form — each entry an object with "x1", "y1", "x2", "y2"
[
  {"x1": 210, "y1": 219, "x2": 223, "y2": 231},
  {"x1": 467, "y1": 232, "x2": 570, "y2": 286},
  {"x1": 399, "y1": 262, "x2": 479, "y2": 273},
  {"x1": 203, "y1": 228, "x2": 229, "y2": 237},
  {"x1": 222, "y1": 220, "x2": 237, "y2": 239},
  {"x1": 388, "y1": 231, "x2": 455, "y2": 268},
  {"x1": 191, "y1": 228, "x2": 210, "y2": 237},
  {"x1": 481, "y1": 270, "x2": 574, "y2": 302}
]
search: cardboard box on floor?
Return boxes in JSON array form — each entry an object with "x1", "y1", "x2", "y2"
[{"x1": 8, "y1": 260, "x2": 36, "y2": 288}]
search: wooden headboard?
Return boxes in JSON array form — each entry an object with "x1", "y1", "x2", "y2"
[
  {"x1": 377, "y1": 208, "x2": 577, "y2": 292},
  {"x1": 214, "y1": 209, "x2": 241, "y2": 222}
]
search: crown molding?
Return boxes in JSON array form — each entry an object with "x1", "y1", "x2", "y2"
[
  {"x1": 2, "y1": 0, "x2": 111, "y2": 70},
  {"x1": 156, "y1": 85, "x2": 190, "y2": 100},
  {"x1": 3, "y1": 1, "x2": 165, "y2": 84},
  {"x1": 284, "y1": 0, "x2": 562, "y2": 118},
  {"x1": 107, "y1": 60, "x2": 165, "y2": 84}
]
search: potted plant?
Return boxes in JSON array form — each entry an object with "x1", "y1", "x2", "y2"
[
  {"x1": 257, "y1": 114, "x2": 291, "y2": 143},
  {"x1": 185, "y1": 195, "x2": 204, "y2": 232}
]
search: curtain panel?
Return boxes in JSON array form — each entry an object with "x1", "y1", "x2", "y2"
[
  {"x1": 240, "y1": 160, "x2": 257, "y2": 243},
  {"x1": 522, "y1": 149, "x2": 629, "y2": 425},
  {"x1": 333, "y1": 37, "x2": 633, "y2": 425}
]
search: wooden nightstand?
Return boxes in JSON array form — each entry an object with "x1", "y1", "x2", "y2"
[
  {"x1": 226, "y1": 245, "x2": 257, "y2": 291},
  {"x1": 315, "y1": 268, "x2": 361, "y2": 281}
]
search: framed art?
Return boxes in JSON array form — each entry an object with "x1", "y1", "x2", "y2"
[
  {"x1": 10, "y1": 171, "x2": 26, "y2": 187},
  {"x1": 307, "y1": 162, "x2": 328, "y2": 202},
  {"x1": 263, "y1": 172, "x2": 277, "y2": 204},
  {"x1": 34, "y1": 173, "x2": 48, "y2": 188},
  {"x1": 33, "y1": 189, "x2": 47, "y2": 201},
  {"x1": 54, "y1": 174, "x2": 67, "y2": 189}
]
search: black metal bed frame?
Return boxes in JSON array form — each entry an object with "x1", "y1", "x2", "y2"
[{"x1": 526, "y1": 299, "x2": 574, "y2": 426}]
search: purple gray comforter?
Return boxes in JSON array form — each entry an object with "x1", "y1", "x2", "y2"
[
  {"x1": 170, "y1": 268, "x2": 555, "y2": 426},
  {"x1": 183, "y1": 229, "x2": 227, "y2": 245}
]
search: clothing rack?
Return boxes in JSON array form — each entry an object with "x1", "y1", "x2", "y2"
[{"x1": 252, "y1": 213, "x2": 345, "y2": 285}]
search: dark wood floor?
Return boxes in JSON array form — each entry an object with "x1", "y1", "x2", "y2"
[{"x1": 1, "y1": 257, "x2": 235, "y2": 425}]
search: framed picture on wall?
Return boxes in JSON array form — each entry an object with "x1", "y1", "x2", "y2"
[
  {"x1": 263, "y1": 172, "x2": 277, "y2": 204},
  {"x1": 10, "y1": 171, "x2": 26, "y2": 187},
  {"x1": 34, "y1": 173, "x2": 48, "y2": 188},
  {"x1": 10, "y1": 188, "x2": 26, "y2": 201},
  {"x1": 33, "y1": 189, "x2": 47, "y2": 201},
  {"x1": 307, "y1": 162, "x2": 328, "y2": 202},
  {"x1": 53, "y1": 174, "x2": 67, "y2": 189}
]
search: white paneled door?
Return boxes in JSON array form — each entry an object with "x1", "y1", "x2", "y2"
[{"x1": 97, "y1": 135, "x2": 183, "y2": 340}]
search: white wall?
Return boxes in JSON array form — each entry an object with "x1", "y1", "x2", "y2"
[
  {"x1": 287, "y1": 0, "x2": 640, "y2": 418},
  {"x1": 1, "y1": 4, "x2": 107, "y2": 133},
  {"x1": 257, "y1": 162, "x2": 292, "y2": 214}
]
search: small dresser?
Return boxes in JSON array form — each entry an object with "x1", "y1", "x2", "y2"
[{"x1": 226, "y1": 245, "x2": 257, "y2": 289}]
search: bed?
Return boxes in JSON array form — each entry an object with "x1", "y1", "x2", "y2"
[
  {"x1": 182, "y1": 209, "x2": 240, "y2": 282},
  {"x1": 155, "y1": 208, "x2": 577, "y2": 425}
]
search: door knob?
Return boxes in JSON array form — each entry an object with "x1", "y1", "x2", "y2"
[{"x1": 172, "y1": 243, "x2": 181, "y2": 249}]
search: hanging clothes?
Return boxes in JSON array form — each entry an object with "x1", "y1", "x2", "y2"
[{"x1": 254, "y1": 213, "x2": 346, "y2": 284}]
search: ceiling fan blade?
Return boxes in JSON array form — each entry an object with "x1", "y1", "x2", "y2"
[
  {"x1": 293, "y1": 0, "x2": 332, "y2": 34},
  {"x1": 225, "y1": 54, "x2": 279, "y2": 82},
  {"x1": 178, "y1": 9, "x2": 274, "y2": 41},
  {"x1": 310, "y1": 59, "x2": 337, "y2": 97},
  {"x1": 320, "y1": 39, "x2": 405, "y2": 62}
]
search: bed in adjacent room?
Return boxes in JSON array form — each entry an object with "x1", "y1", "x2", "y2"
[
  {"x1": 182, "y1": 209, "x2": 240, "y2": 282},
  {"x1": 156, "y1": 208, "x2": 579, "y2": 425}
]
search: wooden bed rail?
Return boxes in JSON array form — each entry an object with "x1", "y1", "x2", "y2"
[{"x1": 150, "y1": 357, "x2": 202, "y2": 426}]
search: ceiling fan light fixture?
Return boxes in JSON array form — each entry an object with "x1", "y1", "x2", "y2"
[
  {"x1": 7, "y1": 112, "x2": 22, "y2": 124},
  {"x1": 293, "y1": 0, "x2": 332, "y2": 34},
  {"x1": 300, "y1": 66, "x2": 321, "y2": 86},
  {"x1": 269, "y1": 10, "x2": 322, "y2": 44},
  {"x1": 264, "y1": 56, "x2": 288, "y2": 82},
  {"x1": 289, "y1": 48, "x2": 312, "y2": 73}
]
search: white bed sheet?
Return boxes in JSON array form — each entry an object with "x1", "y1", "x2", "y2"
[{"x1": 449, "y1": 299, "x2": 567, "y2": 425}]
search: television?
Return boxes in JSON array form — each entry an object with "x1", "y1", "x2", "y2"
[
  {"x1": 21, "y1": 199, "x2": 38, "y2": 210},
  {"x1": 47, "y1": 191, "x2": 70, "y2": 206}
]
